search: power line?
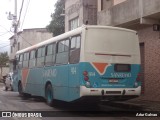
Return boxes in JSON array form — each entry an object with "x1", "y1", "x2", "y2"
[
  {"x1": 0, "y1": 43, "x2": 10, "y2": 46},
  {"x1": 17, "y1": 0, "x2": 25, "y2": 27},
  {"x1": 20, "y1": 0, "x2": 31, "y2": 30},
  {"x1": 18, "y1": 34, "x2": 32, "y2": 46},
  {"x1": 0, "y1": 45, "x2": 10, "y2": 50},
  {"x1": 0, "y1": 25, "x2": 13, "y2": 36},
  {"x1": 0, "y1": 32, "x2": 10, "y2": 37}
]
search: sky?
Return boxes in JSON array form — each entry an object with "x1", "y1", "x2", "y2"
[{"x1": 0, "y1": 0, "x2": 57, "y2": 53}]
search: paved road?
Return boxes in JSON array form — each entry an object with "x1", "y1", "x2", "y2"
[{"x1": 0, "y1": 83, "x2": 159, "y2": 120}]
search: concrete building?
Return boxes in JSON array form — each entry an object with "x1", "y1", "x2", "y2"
[
  {"x1": 65, "y1": 0, "x2": 160, "y2": 101},
  {"x1": 9, "y1": 28, "x2": 52, "y2": 71},
  {"x1": 65, "y1": 0, "x2": 97, "y2": 32},
  {"x1": 97, "y1": 0, "x2": 160, "y2": 101},
  {"x1": 0, "y1": 67, "x2": 9, "y2": 79}
]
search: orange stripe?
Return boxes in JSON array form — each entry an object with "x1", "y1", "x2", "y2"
[
  {"x1": 92, "y1": 62, "x2": 108, "y2": 74},
  {"x1": 22, "y1": 69, "x2": 29, "y2": 88}
]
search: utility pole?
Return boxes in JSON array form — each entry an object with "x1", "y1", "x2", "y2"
[
  {"x1": 13, "y1": 0, "x2": 18, "y2": 46},
  {"x1": 8, "y1": 0, "x2": 18, "y2": 46}
]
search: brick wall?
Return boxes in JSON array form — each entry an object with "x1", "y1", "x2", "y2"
[{"x1": 137, "y1": 26, "x2": 160, "y2": 101}]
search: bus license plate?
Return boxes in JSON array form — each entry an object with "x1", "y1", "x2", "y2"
[{"x1": 109, "y1": 79, "x2": 119, "y2": 83}]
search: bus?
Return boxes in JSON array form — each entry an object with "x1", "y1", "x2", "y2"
[{"x1": 13, "y1": 25, "x2": 141, "y2": 106}]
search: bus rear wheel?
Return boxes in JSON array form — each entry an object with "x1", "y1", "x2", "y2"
[{"x1": 45, "y1": 84, "x2": 54, "y2": 106}]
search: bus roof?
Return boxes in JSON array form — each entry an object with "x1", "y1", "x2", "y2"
[{"x1": 16, "y1": 25, "x2": 136, "y2": 55}]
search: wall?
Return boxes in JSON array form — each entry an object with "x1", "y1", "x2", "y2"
[
  {"x1": 9, "y1": 28, "x2": 52, "y2": 72},
  {"x1": 114, "y1": 0, "x2": 126, "y2": 5},
  {"x1": 98, "y1": 0, "x2": 140, "y2": 26},
  {"x1": 65, "y1": 0, "x2": 97, "y2": 32},
  {"x1": 138, "y1": 27, "x2": 160, "y2": 101},
  {"x1": 0, "y1": 67, "x2": 9, "y2": 77},
  {"x1": 98, "y1": 0, "x2": 160, "y2": 26},
  {"x1": 65, "y1": 0, "x2": 83, "y2": 32},
  {"x1": 9, "y1": 28, "x2": 52, "y2": 60}
]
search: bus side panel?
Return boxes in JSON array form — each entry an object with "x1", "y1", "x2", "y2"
[
  {"x1": 13, "y1": 70, "x2": 20, "y2": 92},
  {"x1": 68, "y1": 64, "x2": 80, "y2": 101},
  {"x1": 21, "y1": 68, "x2": 44, "y2": 96},
  {"x1": 52, "y1": 65, "x2": 69, "y2": 101}
]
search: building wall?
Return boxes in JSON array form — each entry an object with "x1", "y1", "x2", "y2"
[
  {"x1": 0, "y1": 67, "x2": 9, "y2": 77},
  {"x1": 65, "y1": 0, "x2": 83, "y2": 32},
  {"x1": 65, "y1": 0, "x2": 97, "y2": 32},
  {"x1": 98, "y1": 0, "x2": 126, "y2": 12},
  {"x1": 137, "y1": 27, "x2": 160, "y2": 101},
  {"x1": 83, "y1": 0, "x2": 97, "y2": 25},
  {"x1": 114, "y1": 0, "x2": 126, "y2": 5},
  {"x1": 10, "y1": 28, "x2": 52, "y2": 60},
  {"x1": 20, "y1": 28, "x2": 52, "y2": 49},
  {"x1": 97, "y1": 0, "x2": 160, "y2": 26},
  {"x1": 9, "y1": 28, "x2": 52, "y2": 72},
  {"x1": 97, "y1": 0, "x2": 160, "y2": 101}
]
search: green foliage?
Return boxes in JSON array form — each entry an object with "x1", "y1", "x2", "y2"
[
  {"x1": 0, "y1": 52, "x2": 9, "y2": 76},
  {"x1": 46, "y1": 0, "x2": 65, "y2": 36},
  {"x1": 0, "y1": 52, "x2": 9, "y2": 67}
]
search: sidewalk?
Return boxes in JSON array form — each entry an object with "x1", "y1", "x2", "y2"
[
  {"x1": 126, "y1": 99, "x2": 160, "y2": 111},
  {"x1": 0, "y1": 82, "x2": 4, "y2": 87}
]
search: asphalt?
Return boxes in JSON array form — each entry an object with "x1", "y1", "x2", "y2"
[{"x1": 0, "y1": 82, "x2": 160, "y2": 111}]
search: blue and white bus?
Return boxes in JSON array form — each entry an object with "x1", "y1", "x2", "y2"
[{"x1": 13, "y1": 25, "x2": 141, "y2": 105}]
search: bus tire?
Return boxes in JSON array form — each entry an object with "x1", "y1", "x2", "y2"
[
  {"x1": 18, "y1": 81, "x2": 31, "y2": 98},
  {"x1": 45, "y1": 84, "x2": 54, "y2": 106},
  {"x1": 18, "y1": 82, "x2": 23, "y2": 96}
]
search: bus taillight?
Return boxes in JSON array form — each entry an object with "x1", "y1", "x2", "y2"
[
  {"x1": 84, "y1": 76, "x2": 89, "y2": 81},
  {"x1": 83, "y1": 71, "x2": 88, "y2": 76},
  {"x1": 83, "y1": 71, "x2": 89, "y2": 81},
  {"x1": 136, "y1": 73, "x2": 141, "y2": 81}
]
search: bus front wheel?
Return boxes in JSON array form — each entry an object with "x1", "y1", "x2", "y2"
[
  {"x1": 45, "y1": 84, "x2": 54, "y2": 106},
  {"x1": 18, "y1": 82, "x2": 23, "y2": 96}
]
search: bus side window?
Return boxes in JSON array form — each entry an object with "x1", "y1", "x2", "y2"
[
  {"x1": 23, "y1": 52, "x2": 29, "y2": 68},
  {"x1": 19, "y1": 54, "x2": 23, "y2": 69},
  {"x1": 37, "y1": 46, "x2": 45, "y2": 67},
  {"x1": 56, "y1": 39, "x2": 69, "y2": 65},
  {"x1": 45, "y1": 43, "x2": 56, "y2": 66},
  {"x1": 70, "y1": 36, "x2": 81, "y2": 64},
  {"x1": 29, "y1": 50, "x2": 36, "y2": 68}
]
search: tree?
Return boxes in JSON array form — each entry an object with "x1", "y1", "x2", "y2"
[
  {"x1": 46, "y1": 0, "x2": 65, "y2": 36},
  {"x1": 0, "y1": 52, "x2": 9, "y2": 77}
]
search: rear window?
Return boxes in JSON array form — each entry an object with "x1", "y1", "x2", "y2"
[{"x1": 114, "y1": 64, "x2": 131, "y2": 72}]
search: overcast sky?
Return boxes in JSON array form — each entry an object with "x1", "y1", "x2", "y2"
[{"x1": 0, "y1": 0, "x2": 57, "y2": 53}]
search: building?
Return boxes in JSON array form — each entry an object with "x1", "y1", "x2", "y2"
[
  {"x1": 65, "y1": 0, "x2": 160, "y2": 101},
  {"x1": 97, "y1": 0, "x2": 160, "y2": 101},
  {"x1": 9, "y1": 28, "x2": 52, "y2": 71},
  {"x1": 65, "y1": 0, "x2": 97, "y2": 32}
]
